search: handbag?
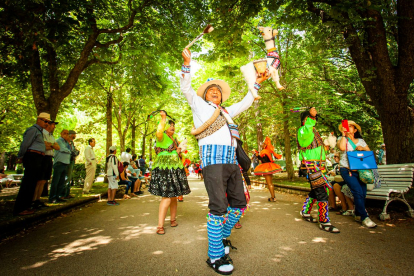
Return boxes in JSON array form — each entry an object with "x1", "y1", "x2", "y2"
[
  {"x1": 308, "y1": 170, "x2": 326, "y2": 189},
  {"x1": 236, "y1": 139, "x2": 251, "y2": 172},
  {"x1": 346, "y1": 138, "x2": 377, "y2": 170},
  {"x1": 334, "y1": 175, "x2": 344, "y2": 183},
  {"x1": 346, "y1": 138, "x2": 376, "y2": 185},
  {"x1": 359, "y1": 169, "x2": 374, "y2": 186},
  {"x1": 301, "y1": 148, "x2": 327, "y2": 189}
]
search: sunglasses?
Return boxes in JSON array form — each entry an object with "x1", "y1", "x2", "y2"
[
  {"x1": 334, "y1": 156, "x2": 339, "y2": 158},
  {"x1": 40, "y1": 119, "x2": 50, "y2": 124}
]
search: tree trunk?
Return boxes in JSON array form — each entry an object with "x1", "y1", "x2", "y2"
[
  {"x1": 131, "y1": 118, "x2": 136, "y2": 155},
  {"x1": 0, "y1": 151, "x2": 5, "y2": 171},
  {"x1": 141, "y1": 123, "x2": 148, "y2": 157},
  {"x1": 149, "y1": 137, "x2": 153, "y2": 161},
  {"x1": 104, "y1": 89, "x2": 113, "y2": 183},
  {"x1": 281, "y1": 93, "x2": 295, "y2": 180},
  {"x1": 377, "y1": 92, "x2": 414, "y2": 164},
  {"x1": 254, "y1": 102, "x2": 264, "y2": 151}
]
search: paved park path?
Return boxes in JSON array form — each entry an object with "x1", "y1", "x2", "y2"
[{"x1": 1, "y1": 176, "x2": 414, "y2": 275}]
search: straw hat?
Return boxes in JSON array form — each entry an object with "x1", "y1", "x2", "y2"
[
  {"x1": 37, "y1": 112, "x2": 51, "y2": 121},
  {"x1": 338, "y1": 120, "x2": 362, "y2": 134},
  {"x1": 196, "y1": 78, "x2": 231, "y2": 103}
]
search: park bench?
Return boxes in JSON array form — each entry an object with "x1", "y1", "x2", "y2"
[
  {"x1": 0, "y1": 174, "x2": 23, "y2": 188},
  {"x1": 367, "y1": 163, "x2": 414, "y2": 220}
]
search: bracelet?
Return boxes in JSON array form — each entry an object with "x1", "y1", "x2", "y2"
[
  {"x1": 181, "y1": 64, "x2": 191, "y2": 74},
  {"x1": 254, "y1": 82, "x2": 261, "y2": 90}
]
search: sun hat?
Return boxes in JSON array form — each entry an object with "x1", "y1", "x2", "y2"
[
  {"x1": 338, "y1": 120, "x2": 362, "y2": 134},
  {"x1": 109, "y1": 145, "x2": 117, "y2": 151},
  {"x1": 196, "y1": 78, "x2": 231, "y2": 103},
  {"x1": 37, "y1": 112, "x2": 51, "y2": 121}
]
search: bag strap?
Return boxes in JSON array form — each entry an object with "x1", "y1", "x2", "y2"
[
  {"x1": 300, "y1": 150, "x2": 311, "y2": 173},
  {"x1": 346, "y1": 137, "x2": 357, "y2": 150}
]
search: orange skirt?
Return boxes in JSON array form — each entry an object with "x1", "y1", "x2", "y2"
[{"x1": 254, "y1": 162, "x2": 282, "y2": 176}]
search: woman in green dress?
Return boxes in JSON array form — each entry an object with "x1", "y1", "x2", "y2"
[{"x1": 149, "y1": 111, "x2": 191, "y2": 235}]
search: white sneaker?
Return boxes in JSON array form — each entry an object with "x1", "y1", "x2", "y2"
[
  {"x1": 342, "y1": 210, "x2": 354, "y2": 216},
  {"x1": 362, "y1": 217, "x2": 377, "y2": 228}
]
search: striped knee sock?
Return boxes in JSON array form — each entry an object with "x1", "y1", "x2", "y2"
[
  {"x1": 223, "y1": 207, "x2": 245, "y2": 239},
  {"x1": 302, "y1": 196, "x2": 316, "y2": 215},
  {"x1": 318, "y1": 201, "x2": 330, "y2": 223},
  {"x1": 207, "y1": 213, "x2": 225, "y2": 259}
]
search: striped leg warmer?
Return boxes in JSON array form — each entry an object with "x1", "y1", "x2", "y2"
[
  {"x1": 318, "y1": 201, "x2": 330, "y2": 223},
  {"x1": 302, "y1": 196, "x2": 316, "y2": 214},
  {"x1": 223, "y1": 207, "x2": 245, "y2": 238},
  {"x1": 207, "y1": 213, "x2": 225, "y2": 259}
]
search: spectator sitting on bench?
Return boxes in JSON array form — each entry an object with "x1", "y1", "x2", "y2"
[
  {"x1": 127, "y1": 161, "x2": 143, "y2": 195},
  {"x1": 327, "y1": 153, "x2": 354, "y2": 215},
  {"x1": 119, "y1": 162, "x2": 136, "y2": 199},
  {"x1": 0, "y1": 169, "x2": 13, "y2": 188}
]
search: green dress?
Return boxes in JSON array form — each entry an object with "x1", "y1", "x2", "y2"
[
  {"x1": 148, "y1": 133, "x2": 191, "y2": 197},
  {"x1": 298, "y1": 117, "x2": 326, "y2": 161}
]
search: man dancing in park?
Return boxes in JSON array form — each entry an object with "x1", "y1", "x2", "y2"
[
  {"x1": 298, "y1": 107, "x2": 339, "y2": 233},
  {"x1": 180, "y1": 48, "x2": 269, "y2": 275}
]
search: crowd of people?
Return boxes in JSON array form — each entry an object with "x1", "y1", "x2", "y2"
[{"x1": 11, "y1": 113, "x2": 97, "y2": 215}]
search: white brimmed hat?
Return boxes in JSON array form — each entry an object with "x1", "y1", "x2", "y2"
[
  {"x1": 196, "y1": 78, "x2": 231, "y2": 103},
  {"x1": 37, "y1": 112, "x2": 51, "y2": 121},
  {"x1": 109, "y1": 146, "x2": 117, "y2": 151}
]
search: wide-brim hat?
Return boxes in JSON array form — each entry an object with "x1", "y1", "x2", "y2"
[
  {"x1": 338, "y1": 120, "x2": 362, "y2": 134},
  {"x1": 37, "y1": 112, "x2": 51, "y2": 121},
  {"x1": 196, "y1": 78, "x2": 231, "y2": 103}
]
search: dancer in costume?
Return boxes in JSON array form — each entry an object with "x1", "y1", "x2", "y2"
[
  {"x1": 253, "y1": 137, "x2": 282, "y2": 202},
  {"x1": 298, "y1": 107, "x2": 340, "y2": 233},
  {"x1": 148, "y1": 111, "x2": 191, "y2": 235},
  {"x1": 181, "y1": 48, "x2": 269, "y2": 275}
]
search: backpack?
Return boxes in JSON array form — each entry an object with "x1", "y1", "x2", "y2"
[
  {"x1": 106, "y1": 155, "x2": 122, "y2": 176},
  {"x1": 117, "y1": 160, "x2": 124, "y2": 175}
]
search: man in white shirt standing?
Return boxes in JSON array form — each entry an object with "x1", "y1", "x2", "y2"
[
  {"x1": 120, "y1": 148, "x2": 132, "y2": 165},
  {"x1": 181, "y1": 48, "x2": 269, "y2": 274},
  {"x1": 83, "y1": 138, "x2": 97, "y2": 194}
]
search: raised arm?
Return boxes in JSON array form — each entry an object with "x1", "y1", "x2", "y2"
[
  {"x1": 156, "y1": 111, "x2": 167, "y2": 142},
  {"x1": 298, "y1": 117, "x2": 316, "y2": 147},
  {"x1": 227, "y1": 70, "x2": 270, "y2": 118},
  {"x1": 180, "y1": 48, "x2": 203, "y2": 112}
]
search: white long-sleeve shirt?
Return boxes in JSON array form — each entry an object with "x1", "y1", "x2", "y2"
[
  {"x1": 85, "y1": 145, "x2": 96, "y2": 165},
  {"x1": 106, "y1": 154, "x2": 119, "y2": 177},
  {"x1": 180, "y1": 73, "x2": 255, "y2": 147}
]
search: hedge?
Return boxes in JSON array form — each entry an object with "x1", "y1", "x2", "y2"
[{"x1": 72, "y1": 163, "x2": 103, "y2": 185}]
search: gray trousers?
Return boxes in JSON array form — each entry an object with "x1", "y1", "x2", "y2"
[{"x1": 203, "y1": 164, "x2": 246, "y2": 216}]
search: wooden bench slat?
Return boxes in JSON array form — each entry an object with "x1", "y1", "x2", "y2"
[
  {"x1": 378, "y1": 164, "x2": 414, "y2": 168},
  {"x1": 380, "y1": 178, "x2": 413, "y2": 183},
  {"x1": 378, "y1": 172, "x2": 414, "y2": 176}
]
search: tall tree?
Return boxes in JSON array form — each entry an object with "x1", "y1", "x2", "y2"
[
  {"x1": 0, "y1": 0, "x2": 209, "y2": 120},
  {"x1": 209, "y1": 0, "x2": 414, "y2": 163}
]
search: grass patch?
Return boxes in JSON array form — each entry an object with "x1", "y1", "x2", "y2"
[{"x1": 0, "y1": 182, "x2": 109, "y2": 224}]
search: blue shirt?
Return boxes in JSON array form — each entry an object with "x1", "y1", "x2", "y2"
[
  {"x1": 139, "y1": 158, "x2": 146, "y2": 168},
  {"x1": 54, "y1": 137, "x2": 71, "y2": 165},
  {"x1": 18, "y1": 124, "x2": 46, "y2": 159}
]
